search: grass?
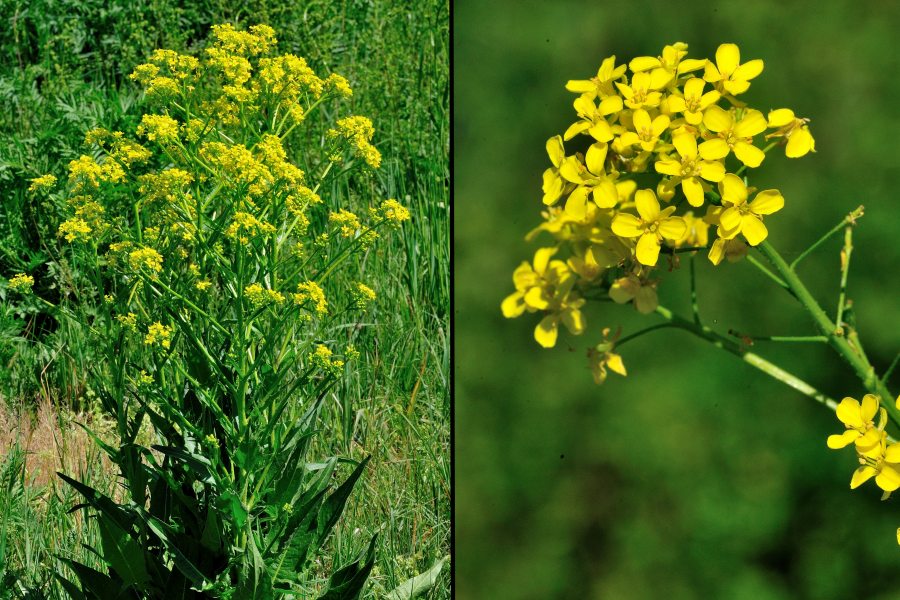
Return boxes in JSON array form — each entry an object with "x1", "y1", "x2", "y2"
[{"x1": 0, "y1": 0, "x2": 448, "y2": 597}]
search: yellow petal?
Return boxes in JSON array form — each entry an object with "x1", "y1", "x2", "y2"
[
  {"x1": 681, "y1": 177, "x2": 705, "y2": 207},
  {"x1": 733, "y1": 109, "x2": 767, "y2": 138},
  {"x1": 723, "y1": 79, "x2": 750, "y2": 95},
  {"x1": 684, "y1": 110, "x2": 703, "y2": 125},
  {"x1": 592, "y1": 179, "x2": 619, "y2": 209},
  {"x1": 563, "y1": 121, "x2": 591, "y2": 141},
  {"x1": 574, "y1": 95, "x2": 596, "y2": 117},
  {"x1": 585, "y1": 143, "x2": 608, "y2": 175},
  {"x1": 767, "y1": 108, "x2": 795, "y2": 128},
  {"x1": 683, "y1": 77, "x2": 704, "y2": 99},
  {"x1": 501, "y1": 293, "x2": 527, "y2": 318},
  {"x1": 708, "y1": 238, "x2": 725, "y2": 265},
  {"x1": 718, "y1": 173, "x2": 748, "y2": 206},
  {"x1": 786, "y1": 127, "x2": 815, "y2": 158},
  {"x1": 715, "y1": 43, "x2": 741, "y2": 75},
  {"x1": 699, "y1": 139, "x2": 730, "y2": 161},
  {"x1": 673, "y1": 132, "x2": 698, "y2": 159},
  {"x1": 630, "y1": 56, "x2": 660, "y2": 73},
  {"x1": 835, "y1": 397, "x2": 863, "y2": 429},
  {"x1": 702, "y1": 105, "x2": 732, "y2": 133},
  {"x1": 542, "y1": 170, "x2": 565, "y2": 205},
  {"x1": 698, "y1": 160, "x2": 725, "y2": 182},
  {"x1": 632, "y1": 109, "x2": 652, "y2": 131},
  {"x1": 702, "y1": 61, "x2": 721, "y2": 83},
  {"x1": 718, "y1": 207, "x2": 742, "y2": 233},
  {"x1": 699, "y1": 90, "x2": 721, "y2": 109},
  {"x1": 565, "y1": 186, "x2": 591, "y2": 219},
  {"x1": 512, "y1": 262, "x2": 538, "y2": 289},
  {"x1": 534, "y1": 315, "x2": 559, "y2": 348},
  {"x1": 676, "y1": 58, "x2": 707, "y2": 74},
  {"x1": 665, "y1": 95, "x2": 686, "y2": 113},
  {"x1": 733, "y1": 142, "x2": 765, "y2": 168},
  {"x1": 533, "y1": 247, "x2": 556, "y2": 275},
  {"x1": 827, "y1": 430, "x2": 861, "y2": 449},
  {"x1": 741, "y1": 214, "x2": 768, "y2": 246},
  {"x1": 654, "y1": 159, "x2": 681, "y2": 176},
  {"x1": 658, "y1": 217, "x2": 687, "y2": 240},
  {"x1": 589, "y1": 120, "x2": 615, "y2": 143},
  {"x1": 635, "y1": 232, "x2": 661, "y2": 266},
  {"x1": 652, "y1": 115, "x2": 671, "y2": 137},
  {"x1": 749, "y1": 190, "x2": 784, "y2": 215},
  {"x1": 546, "y1": 136, "x2": 565, "y2": 167},
  {"x1": 851, "y1": 465, "x2": 877, "y2": 489},
  {"x1": 598, "y1": 95, "x2": 624, "y2": 116},
  {"x1": 886, "y1": 443, "x2": 900, "y2": 463},
  {"x1": 861, "y1": 394, "x2": 880, "y2": 421},
  {"x1": 648, "y1": 68, "x2": 673, "y2": 90},
  {"x1": 634, "y1": 189, "x2": 660, "y2": 221},
  {"x1": 561, "y1": 308, "x2": 585, "y2": 335},
  {"x1": 877, "y1": 466, "x2": 900, "y2": 492},
  {"x1": 565, "y1": 79, "x2": 595, "y2": 94},
  {"x1": 606, "y1": 353, "x2": 627, "y2": 376},
  {"x1": 524, "y1": 287, "x2": 549, "y2": 310},
  {"x1": 559, "y1": 157, "x2": 586, "y2": 184},
  {"x1": 617, "y1": 131, "x2": 640, "y2": 147},
  {"x1": 733, "y1": 59, "x2": 764, "y2": 81},
  {"x1": 611, "y1": 213, "x2": 643, "y2": 238}
]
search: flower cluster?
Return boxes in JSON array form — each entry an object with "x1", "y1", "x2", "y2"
[
  {"x1": 7, "y1": 273, "x2": 34, "y2": 293},
  {"x1": 502, "y1": 42, "x2": 814, "y2": 379}
]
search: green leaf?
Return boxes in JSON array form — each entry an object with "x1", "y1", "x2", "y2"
[
  {"x1": 142, "y1": 512, "x2": 208, "y2": 586},
  {"x1": 57, "y1": 473, "x2": 135, "y2": 533},
  {"x1": 315, "y1": 456, "x2": 370, "y2": 549},
  {"x1": 316, "y1": 534, "x2": 377, "y2": 600},
  {"x1": 384, "y1": 556, "x2": 449, "y2": 600},
  {"x1": 233, "y1": 534, "x2": 273, "y2": 600},
  {"x1": 57, "y1": 557, "x2": 119, "y2": 600},
  {"x1": 53, "y1": 572, "x2": 88, "y2": 600},
  {"x1": 97, "y1": 517, "x2": 150, "y2": 587},
  {"x1": 151, "y1": 444, "x2": 215, "y2": 484},
  {"x1": 218, "y1": 491, "x2": 248, "y2": 529},
  {"x1": 200, "y1": 506, "x2": 222, "y2": 552}
]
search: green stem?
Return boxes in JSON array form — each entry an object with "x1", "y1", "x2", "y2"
[
  {"x1": 789, "y1": 206, "x2": 864, "y2": 270},
  {"x1": 755, "y1": 241, "x2": 900, "y2": 423},
  {"x1": 654, "y1": 305, "x2": 838, "y2": 411},
  {"x1": 835, "y1": 225, "x2": 853, "y2": 329}
]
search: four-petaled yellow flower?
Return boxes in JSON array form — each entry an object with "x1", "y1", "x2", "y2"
[
  {"x1": 699, "y1": 106, "x2": 768, "y2": 168},
  {"x1": 766, "y1": 108, "x2": 816, "y2": 158},
  {"x1": 565, "y1": 55, "x2": 627, "y2": 100},
  {"x1": 564, "y1": 95, "x2": 623, "y2": 142},
  {"x1": 665, "y1": 77, "x2": 719, "y2": 125},
  {"x1": 608, "y1": 274, "x2": 658, "y2": 314},
  {"x1": 716, "y1": 174, "x2": 784, "y2": 246},
  {"x1": 618, "y1": 109, "x2": 670, "y2": 152},
  {"x1": 703, "y1": 43, "x2": 764, "y2": 96},
  {"x1": 557, "y1": 143, "x2": 619, "y2": 218},
  {"x1": 654, "y1": 132, "x2": 726, "y2": 207},
  {"x1": 615, "y1": 71, "x2": 668, "y2": 110},
  {"x1": 827, "y1": 394, "x2": 884, "y2": 450},
  {"x1": 611, "y1": 189, "x2": 686, "y2": 266}
]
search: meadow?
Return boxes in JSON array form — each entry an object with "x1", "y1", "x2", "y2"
[{"x1": 0, "y1": 1, "x2": 448, "y2": 597}]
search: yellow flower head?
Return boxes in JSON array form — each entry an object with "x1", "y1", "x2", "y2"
[
  {"x1": 7, "y1": 273, "x2": 34, "y2": 293},
  {"x1": 716, "y1": 174, "x2": 784, "y2": 246},
  {"x1": 611, "y1": 189, "x2": 686, "y2": 266},
  {"x1": 128, "y1": 247, "x2": 164, "y2": 273},
  {"x1": 293, "y1": 281, "x2": 328, "y2": 315},
  {"x1": 28, "y1": 174, "x2": 57, "y2": 193},
  {"x1": 703, "y1": 43, "x2": 764, "y2": 96},
  {"x1": 144, "y1": 322, "x2": 173, "y2": 349}
]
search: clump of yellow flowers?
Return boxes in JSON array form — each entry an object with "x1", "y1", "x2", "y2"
[{"x1": 503, "y1": 42, "x2": 814, "y2": 361}]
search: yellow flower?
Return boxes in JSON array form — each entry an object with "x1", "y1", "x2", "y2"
[
  {"x1": 587, "y1": 345, "x2": 627, "y2": 384},
  {"x1": 116, "y1": 313, "x2": 138, "y2": 330},
  {"x1": 565, "y1": 55, "x2": 627, "y2": 100},
  {"x1": 664, "y1": 78, "x2": 719, "y2": 125},
  {"x1": 7, "y1": 273, "x2": 34, "y2": 293},
  {"x1": 144, "y1": 322, "x2": 173, "y2": 349},
  {"x1": 58, "y1": 218, "x2": 92, "y2": 243},
  {"x1": 699, "y1": 106, "x2": 768, "y2": 167},
  {"x1": 379, "y1": 199, "x2": 410, "y2": 226},
  {"x1": 609, "y1": 274, "x2": 658, "y2": 314},
  {"x1": 564, "y1": 95, "x2": 623, "y2": 142},
  {"x1": 849, "y1": 431, "x2": 900, "y2": 494},
  {"x1": 674, "y1": 211, "x2": 710, "y2": 249},
  {"x1": 128, "y1": 247, "x2": 164, "y2": 273},
  {"x1": 716, "y1": 174, "x2": 784, "y2": 246},
  {"x1": 542, "y1": 136, "x2": 570, "y2": 207},
  {"x1": 617, "y1": 109, "x2": 670, "y2": 152},
  {"x1": 137, "y1": 114, "x2": 180, "y2": 143},
  {"x1": 244, "y1": 283, "x2": 285, "y2": 308},
  {"x1": 293, "y1": 281, "x2": 328, "y2": 315},
  {"x1": 329, "y1": 209, "x2": 361, "y2": 238},
  {"x1": 615, "y1": 71, "x2": 668, "y2": 110},
  {"x1": 611, "y1": 189, "x2": 686, "y2": 266},
  {"x1": 766, "y1": 108, "x2": 815, "y2": 158},
  {"x1": 557, "y1": 143, "x2": 619, "y2": 218},
  {"x1": 703, "y1": 43, "x2": 764, "y2": 96},
  {"x1": 654, "y1": 132, "x2": 725, "y2": 207},
  {"x1": 707, "y1": 236, "x2": 748, "y2": 266},
  {"x1": 28, "y1": 174, "x2": 57, "y2": 193},
  {"x1": 629, "y1": 43, "x2": 707, "y2": 87},
  {"x1": 827, "y1": 394, "x2": 885, "y2": 449},
  {"x1": 352, "y1": 282, "x2": 377, "y2": 309}
]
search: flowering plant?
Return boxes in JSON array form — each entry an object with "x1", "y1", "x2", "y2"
[
  {"x1": 17, "y1": 23, "x2": 409, "y2": 597},
  {"x1": 502, "y1": 42, "x2": 900, "y2": 544}
]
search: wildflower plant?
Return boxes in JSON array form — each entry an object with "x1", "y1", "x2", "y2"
[
  {"x1": 30, "y1": 24, "x2": 410, "y2": 597},
  {"x1": 503, "y1": 42, "x2": 900, "y2": 544}
]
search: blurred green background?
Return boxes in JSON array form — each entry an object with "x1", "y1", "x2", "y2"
[{"x1": 455, "y1": 1, "x2": 900, "y2": 598}]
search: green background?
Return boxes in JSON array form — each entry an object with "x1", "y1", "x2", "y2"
[{"x1": 456, "y1": 1, "x2": 900, "y2": 598}]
